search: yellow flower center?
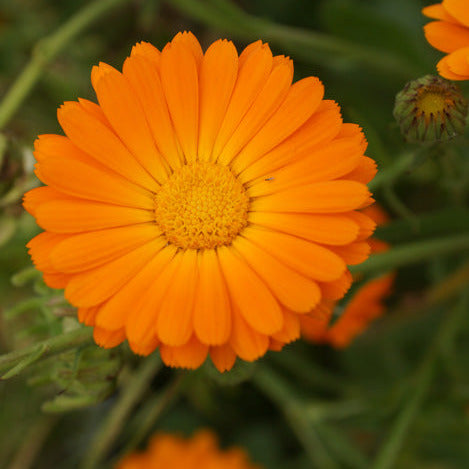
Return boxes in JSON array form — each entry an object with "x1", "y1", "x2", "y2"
[
  {"x1": 417, "y1": 90, "x2": 448, "y2": 115},
  {"x1": 155, "y1": 162, "x2": 250, "y2": 250}
]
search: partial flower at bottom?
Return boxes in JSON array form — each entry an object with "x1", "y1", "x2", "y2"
[
  {"x1": 115, "y1": 430, "x2": 262, "y2": 469},
  {"x1": 24, "y1": 32, "x2": 376, "y2": 371}
]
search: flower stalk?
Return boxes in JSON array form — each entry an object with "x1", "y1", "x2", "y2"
[
  {"x1": 351, "y1": 233, "x2": 469, "y2": 276},
  {"x1": 0, "y1": 0, "x2": 131, "y2": 130},
  {"x1": 371, "y1": 292, "x2": 469, "y2": 469},
  {"x1": 0, "y1": 326, "x2": 94, "y2": 377}
]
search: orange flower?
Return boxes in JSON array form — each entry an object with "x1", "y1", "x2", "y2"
[
  {"x1": 24, "y1": 32, "x2": 376, "y2": 371},
  {"x1": 300, "y1": 205, "x2": 393, "y2": 348},
  {"x1": 423, "y1": 0, "x2": 469, "y2": 80},
  {"x1": 115, "y1": 430, "x2": 262, "y2": 469}
]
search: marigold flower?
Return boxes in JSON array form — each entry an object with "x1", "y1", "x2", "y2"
[
  {"x1": 394, "y1": 75, "x2": 468, "y2": 142},
  {"x1": 24, "y1": 32, "x2": 376, "y2": 371},
  {"x1": 300, "y1": 205, "x2": 393, "y2": 348},
  {"x1": 423, "y1": 0, "x2": 469, "y2": 80},
  {"x1": 115, "y1": 430, "x2": 262, "y2": 469}
]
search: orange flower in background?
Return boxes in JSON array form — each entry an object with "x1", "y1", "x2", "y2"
[
  {"x1": 24, "y1": 32, "x2": 376, "y2": 371},
  {"x1": 423, "y1": 0, "x2": 469, "y2": 80},
  {"x1": 300, "y1": 205, "x2": 393, "y2": 348},
  {"x1": 115, "y1": 430, "x2": 262, "y2": 469}
]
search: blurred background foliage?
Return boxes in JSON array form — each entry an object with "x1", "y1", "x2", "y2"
[{"x1": 0, "y1": 0, "x2": 469, "y2": 468}]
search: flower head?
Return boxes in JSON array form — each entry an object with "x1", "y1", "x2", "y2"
[
  {"x1": 300, "y1": 205, "x2": 393, "y2": 348},
  {"x1": 394, "y1": 75, "x2": 468, "y2": 142},
  {"x1": 24, "y1": 32, "x2": 376, "y2": 371},
  {"x1": 115, "y1": 430, "x2": 262, "y2": 469},
  {"x1": 423, "y1": 1, "x2": 469, "y2": 80}
]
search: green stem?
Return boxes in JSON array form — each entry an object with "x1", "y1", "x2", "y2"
[
  {"x1": 0, "y1": 0, "x2": 131, "y2": 130},
  {"x1": 7, "y1": 415, "x2": 58, "y2": 469},
  {"x1": 369, "y1": 153, "x2": 415, "y2": 191},
  {"x1": 351, "y1": 233, "x2": 469, "y2": 276},
  {"x1": 80, "y1": 354, "x2": 163, "y2": 469},
  {"x1": 0, "y1": 327, "x2": 94, "y2": 375},
  {"x1": 252, "y1": 366, "x2": 340, "y2": 469},
  {"x1": 114, "y1": 372, "x2": 185, "y2": 462},
  {"x1": 168, "y1": 0, "x2": 419, "y2": 79},
  {"x1": 269, "y1": 348, "x2": 345, "y2": 392},
  {"x1": 371, "y1": 293, "x2": 468, "y2": 469}
]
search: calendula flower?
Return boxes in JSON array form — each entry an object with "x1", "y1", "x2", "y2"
[
  {"x1": 24, "y1": 32, "x2": 376, "y2": 371},
  {"x1": 300, "y1": 205, "x2": 393, "y2": 348},
  {"x1": 394, "y1": 75, "x2": 467, "y2": 142},
  {"x1": 115, "y1": 430, "x2": 262, "y2": 469},
  {"x1": 423, "y1": 1, "x2": 469, "y2": 80}
]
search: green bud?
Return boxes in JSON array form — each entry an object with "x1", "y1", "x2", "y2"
[{"x1": 394, "y1": 75, "x2": 468, "y2": 143}]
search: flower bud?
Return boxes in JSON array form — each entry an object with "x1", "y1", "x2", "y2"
[{"x1": 394, "y1": 75, "x2": 468, "y2": 143}]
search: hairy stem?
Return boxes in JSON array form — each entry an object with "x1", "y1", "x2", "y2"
[{"x1": 0, "y1": 327, "x2": 94, "y2": 376}]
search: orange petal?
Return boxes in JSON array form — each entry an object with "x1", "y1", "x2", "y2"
[
  {"x1": 76, "y1": 98, "x2": 110, "y2": 128},
  {"x1": 198, "y1": 39, "x2": 239, "y2": 161},
  {"x1": 93, "y1": 65, "x2": 169, "y2": 182},
  {"x1": 95, "y1": 244, "x2": 177, "y2": 331},
  {"x1": 232, "y1": 236, "x2": 321, "y2": 313},
  {"x1": 93, "y1": 326, "x2": 126, "y2": 348},
  {"x1": 344, "y1": 156, "x2": 377, "y2": 184},
  {"x1": 90, "y1": 61, "x2": 116, "y2": 91},
  {"x1": 443, "y1": 0, "x2": 469, "y2": 26},
  {"x1": 239, "y1": 99, "x2": 343, "y2": 183},
  {"x1": 127, "y1": 338, "x2": 160, "y2": 356},
  {"x1": 160, "y1": 39, "x2": 199, "y2": 163},
  {"x1": 58, "y1": 101, "x2": 158, "y2": 191},
  {"x1": 345, "y1": 211, "x2": 377, "y2": 241},
  {"x1": 23, "y1": 186, "x2": 64, "y2": 216},
  {"x1": 36, "y1": 156, "x2": 154, "y2": 210},
  {"x1": 299, "y1": 312, "x2": 330, "y2": 343},
  {"x1": 218, "y1": 245, "x2": 283, "y2": 335},
  {"x1": 446, "y1": 46, "x2": 469, "y2": 76},
  {"x1": 319, "y1": 270, "x2": 353, "y2": 300},
  {"x1": 424, "y1": 21, "x2": 469, "y2": 53},
  {"x1": 251, "y1": 180, "x2": 371, "y2": 213},
  {"x1": 238, "y1": 40, "x2": 263, "y2": 66},
  {"x1": 42, "y1": 272, "x2": 71, "y2": 289},
  {"x1": 50, "y1": 224, "x2": 161, "y2": 273},
  {"x1": 217, "y1": 58, "x2": 293, "y2": 166},
  {"x1": 34, "y1": 133, "x2": 106, "y2": 168},
  {"x1": 170, "y1": 31, "x2": 203, "y2": 66},
  {"x1": 271, "y1": 309, "x2": 300, "y2": 344},
  {"x1": 437, "y1": 53, "x2": 469, "y2": 79},
  {"x1": 212, "y1": 44, "x2": 273, "y2": 161},
  {"x1": 231, "y1": 76, "x2": 324, "y2": 174},
  {"x1": 156, "y1": 249, "x2": 198, "y2": 346},
  {"x1": 243, "y1": 226, "x2": 346, "y2": 282},
  {"x1": 130, "y1": 41, "x2": 161, "y2": 66},
  {"x1": 160, "y1": 335, "x2": 208, "y2": 369},
  {"x1": 248, "y1": 135, "x2": 364, "y2": 197},
  {"x1": 193, "y1": 249, "x2": 232, "y2": 346},
  {"x1": 78, "y1": 305, "x2": 100, "y2": 326},
  {"x1": 123, "y1": 55, "x2": 182, "y2": 170},
  {"x1": 229, "y1": 307, "x2": 269, "y2": 361},
  {"x1": 65, "y1": 238, "x2": 165, "y2": 307},
  {"x1": 423, "y1": 4, "x2": 458, "y2": 22},
  {"x1": 35, "y1": 199, "x2": 154, "y2": 233},
  {"x1": 27, "y1": 232, "x2": 69, "y2": 273},
  {"x1": 209, "y1": 344, "x2": 237, "y2": 372},
  {"x1": 248, "y1": 212, "x2": 360, "y2": 245},
  {"x1": 328, "y1": 241, "x2": 371, "y2": 265},
  {"x1": 126, "y1": 251, "x2": 181, "y2": 352}
]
